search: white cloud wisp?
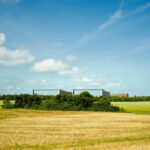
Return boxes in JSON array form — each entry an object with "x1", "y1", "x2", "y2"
[
  {"x1": 98, "y1": 10, "x2": 122, "y2": 32},
  {"x1": 79, "y1": 10, "x2": 122, "y2": 43},
  {"x1": 130, "y1": 2, "x2": 150, "y2": 16}
]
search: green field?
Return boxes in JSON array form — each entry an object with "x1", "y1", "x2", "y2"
[
  {"x1": 112, "y1": 101, "x2": 150, "y2": 114},
  {"x1": 0, "y1": 100, "x2": 15, "y2": 109},
  {"x1": 0, "y1": 101, "x2": 3, "y2": 109}
]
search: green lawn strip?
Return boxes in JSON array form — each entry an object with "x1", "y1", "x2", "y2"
[{"x1": 2, "y1": 134, "x2": 150, "y2": 150}]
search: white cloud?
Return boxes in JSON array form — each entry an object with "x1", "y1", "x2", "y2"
[
  {"x1": 30, "y1": 58, "x2": 80, "y2": 75},
  {"x1": 0, "y1": 47, "x2": 35, "y2": 66},
  {"x1": 66, "y1": 54, "x2": 78, "y2": 62},
  {"x1": 31, "y1": 59, "x2": 68, "y2": 73},
  {"x1": 0, "y1": 33, "x2": 6, "y2": 45},
  {"x1": 0, "y1": 33, "x2": 35, "y2": 66}
]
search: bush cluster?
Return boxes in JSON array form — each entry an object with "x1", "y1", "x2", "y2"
[{"x1": 2, "y1": 92, "x2": 121, "y2": 112}]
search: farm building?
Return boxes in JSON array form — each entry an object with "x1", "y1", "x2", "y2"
[{"x1": 111, "y1": 93, "x2": 129, "y2": 98}]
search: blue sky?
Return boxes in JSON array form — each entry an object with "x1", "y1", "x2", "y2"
[{"x1": 0, "y1": 0, "x2": 150, "y2": 96}]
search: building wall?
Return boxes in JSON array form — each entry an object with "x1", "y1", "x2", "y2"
[
  {"x1": 102, "y1": 89, "x2": 110, "y2": 97},
  {"x1": 59, "y1": 90, "x2": 72, "y2": 95},
  {"x1": 111, "y1": 93, "x2": 128, "y2": 98}
]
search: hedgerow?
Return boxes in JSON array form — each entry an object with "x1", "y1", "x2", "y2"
[{"x1": 2, "y1": 92, "x2": 121, "y2": 112}]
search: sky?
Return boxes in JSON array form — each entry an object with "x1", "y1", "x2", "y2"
[{"x1": 0, "y1": 0, "x2": 150, "y2": 96}]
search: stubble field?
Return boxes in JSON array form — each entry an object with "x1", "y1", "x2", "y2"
[{"x1": 0, "y1": 109, "x2": 150, "y2": 150}]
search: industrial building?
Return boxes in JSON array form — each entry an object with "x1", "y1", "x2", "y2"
[{"x1": 32, "y1": 88, "x2": 110, "y2": 97}]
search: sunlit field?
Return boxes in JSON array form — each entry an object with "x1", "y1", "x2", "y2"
[
  {"x1": 112, "y1": 101, "x2": 150, "y2": 114},
  {"x1": 0, "y1": 100, "x2": 15, "y2": 109},
  {"x1": 0, "y1": 109, "x2": 150, "y2": 150},
  {"x1": 0, "y1": 101, "x2": 3, "y2": 109}
]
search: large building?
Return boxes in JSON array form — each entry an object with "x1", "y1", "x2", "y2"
[
  {"x1": 33, "y1": 88, "x2": 110, "y2": 97},
  {"x1": 59, "y1": 89, "x2": 72, "y2": 95}
]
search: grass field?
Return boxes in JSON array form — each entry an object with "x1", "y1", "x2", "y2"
[
  {"x1": 112, "y1": 101, "x2": 150, "y2": 114},
  {"x1": 0, "y1": 101, "x2": 3, "y2": 109},
  {"x1": 0, "y1": 100, "x2": 15, "y2": 109},
  {"x1": 0, "y1": 109, "x2": 150, "y2": 150}
]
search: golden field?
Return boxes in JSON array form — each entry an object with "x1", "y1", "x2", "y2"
[{"x1": 0, "y1": 109, "x2": 150, "y2": 150}]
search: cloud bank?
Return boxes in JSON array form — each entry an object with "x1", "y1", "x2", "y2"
[{"x1": 0, "y1": 33, "x2": 35, "y2": 66}]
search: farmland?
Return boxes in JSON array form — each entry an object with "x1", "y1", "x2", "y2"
[
  {"x1": 0, "y1": 109, "x2": 150, "y2": 150},
  {"x1": 112, "y1": 101, "x2": 150, "y2": 114},
  {"x1": 0, "y1": 100, "x2": 150, "y2": 149}
]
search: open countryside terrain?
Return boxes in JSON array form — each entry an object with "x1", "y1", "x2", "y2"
[
  {"x1": 112, "y1": 101, "x2": 150, "y2": 114},
  {"x1": 0, "y1": 109, "x2": 150, "y2": 150}
]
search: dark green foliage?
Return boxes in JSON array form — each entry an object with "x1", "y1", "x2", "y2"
[
  {"x1": 2, "y1": 92, "x2": 122, "y2": 112},
  {"x1": 1, "y1": 94, "x2": 150, "y2": 102},
  {"x1": 14, "y1": 94, "x2": 41, "y2": 109},
  {"x1": 2, "y1": 98, "x2": 14, "y2": 109},
  {"x1": 92, "y1": 99, "x2": 120, "y2": 112}
]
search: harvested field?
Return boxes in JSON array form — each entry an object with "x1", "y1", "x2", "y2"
[{"x1": 0, "y1": 109, "x2": 150, "y2": 150}]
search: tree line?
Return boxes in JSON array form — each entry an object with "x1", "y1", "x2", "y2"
[
  {"x1": 2, "y1": 92, "x2": 121, "y2": 112},
  {"x1": 1, "y1": 94, "x2": 150, "y2": 102}
]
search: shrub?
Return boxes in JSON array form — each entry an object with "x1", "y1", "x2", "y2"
[
  {"x1": 14, "y1": 94, "x2": 42, "y2": 109},
  {"x1": 2, "y1": 99, "x2": 14, "y2": 109}
]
